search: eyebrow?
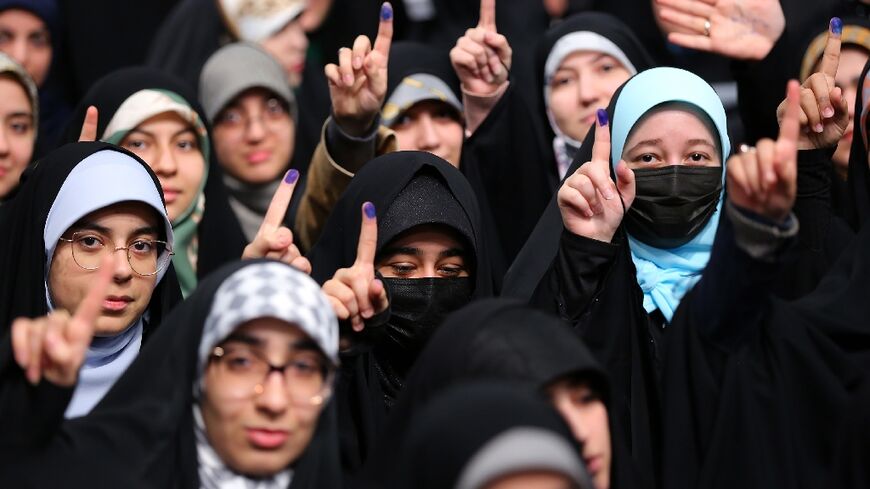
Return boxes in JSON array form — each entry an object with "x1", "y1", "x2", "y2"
[
  {"x1": 626, "y1": 138, "x2": 662, "y2": 154},
  {"x1": 222, "y1": 333, "x2": 322, "y2": 354},
  {"x1": 685, "y1": 139, "x2": 716, "y2": 149},
  {"x1": 378, "y1": 246, "x2": 467, "y2": 259},
  {"x1": 127, "y1": 127, "x2": 196, "y2": 140},
  {"x1": 71, "y1": 222, "x2": 159, "y2": 237},
  {"x1": 7, "y1": 111, "x2": 32, "y2": 119}
]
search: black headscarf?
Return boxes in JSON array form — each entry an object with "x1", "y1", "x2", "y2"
[
  {"x1": 846, "y1": 59, "x2": 870, "y2": 229},
  {"x1": 0, "y1": 259, "x2": 342, "y2": 488},
  {"x1": 59, "y1": 67, "x2": 249, "y2": 282},
  {"x1": 389, "y1": 381, "x2": 592, "y2": 489},
  {"x1": 0, "y1": 141, "x2": 182, "y2": 450},
  {"x1": 306, "y1": 150, "x2": 493, "y2": 477},
  {"x1": 386, "y1": 41, "x2": 461, "y2": 107},
  {"x1": 358, "y1": 299, "x2": 647, "y2": 489}
]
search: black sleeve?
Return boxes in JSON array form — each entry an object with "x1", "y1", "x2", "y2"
[
  {"x1": 551, "y1": 230, "x2": 621, "y2": 321},
  {"x1": 0, "y1": 340, "x2": 73, "y2": 453}
]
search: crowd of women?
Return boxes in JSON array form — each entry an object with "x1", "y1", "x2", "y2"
[{"x1": 0, "y1": 0, "x2": 869, "y2": 487}]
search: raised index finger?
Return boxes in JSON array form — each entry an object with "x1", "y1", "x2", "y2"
[
  {"x1": 68, "y1": 254, "x2": 115, "y2": 343},
  {"x1": 591, "y1": 109, "x2": 612, "y2": 165},
  {"x1": 260, "y1": 169, "x2": 300, "y2": 233},
  {"x1": 479, "y1": 0, "x2": 496, "y2": 31},
  {"x1": 819, "y1": 17, "x2": 842, "y2": 79},
  {"x1": 777, "y1": 80, "x2": 801, "y2": 157},
  {"x1": 355, "y1": 202, "x2": 378, "y2": 266},
  {"x1": 78, "y1": 106, "x2": 99, "y2": 142},
  {"x1": 373, "y1": 2, "x2": 394, "y2": 58}
]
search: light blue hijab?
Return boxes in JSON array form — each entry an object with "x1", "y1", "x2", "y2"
[{"x1": 610, "y1": 67, "x2": 730, "y2": 322}]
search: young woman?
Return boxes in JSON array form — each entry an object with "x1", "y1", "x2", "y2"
[
  {"x1": 199, "y1": 42, "x2": 300, "y2": 243},
  {"x1": 360, "y1": 298, "x2": 649, "y2": 489},
  {"x1": 307, "y1": 150, "x2": 494, "y2": 474},
  {"x1": 390, "y1": 382, "x2": 594, "y2": 489},
  {"x1": 0, "y1": 52, "x2": 37, "y2": 202},
  {"x1": 0, "y1": 141, "x2": 181, "y2": 422},
  {"x1": 1, "y1": 260, "x2": 342, "y2": 488},
  {"x1": 62, "y1": 67, "x2": 248, "y2": 296}
]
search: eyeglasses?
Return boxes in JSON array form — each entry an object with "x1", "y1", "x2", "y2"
[
  {"x1": 58, "y1": 231, "x2": 174, "y2": 277},
  {"x1": 209, "y1": 345, "x2": 334, "y2": 406}
]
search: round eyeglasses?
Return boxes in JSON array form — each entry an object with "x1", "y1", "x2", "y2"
[
  {"x1": 209, "y1": 345, "x2": 334, "y2": 406},
  {"x1": 58, "y1": 231, "x2": 174, "y2": 277}
]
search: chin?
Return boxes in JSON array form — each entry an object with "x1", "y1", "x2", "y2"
[
  {"x1": 94, "y1": 316, "x2": 137, "y2": 336},
  {"x1": 230, "y1": 451, "x2": 297, "y2": 477}
]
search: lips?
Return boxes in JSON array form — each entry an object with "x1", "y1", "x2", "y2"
[
  {"x1": 246, "y1": 150, "x2": 272, "y2": 165},
  {"x1": 246, "y1": 428, "x2": 290, "y2": 449},
  {"x1": 584, "y1": 455, "x2": 602, "y2": 477},
  {"x1": 103, "y1": 295, "x2": 133, "y2": 312},
  {"x1": 162, "y1": 188, "x2": 180, "y2": 204}
]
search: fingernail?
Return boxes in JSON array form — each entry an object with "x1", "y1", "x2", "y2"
[
  {"x1": 814, "y1": 123, "x2": 824, "y2": 133},
  {"x1": 831, "y1": 17, "x2": 843, "y2": 35},
  {"x1": 604, "y1": 187, "x2": 616, "y2": 200},
  {"x1": 285, "y1": 169, "x2": 299, "y2": 184},
  {"x1": 353, "y1": 56, "x2": 362, "y2": 69},
  {"x1": 343, "y1": 74, "x2": 354, "y2": 86},
  {"x1": 596, "y1": 109, "x2": 608, "y2": 127},
  {"x1": 822, "y1": 107, "x2": 835, "y2": 118},
  {"x1": 363, "y1": 201, "x2": 376, "y2": 219},
  {"x1": 381, "y1": 2, "x2": 393, "y2": 21}
]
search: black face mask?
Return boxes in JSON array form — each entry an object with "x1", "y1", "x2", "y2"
[
  {"x1": 623, "y1": 165, "x2": 722, "y2": 249},
  {"x1": 380, "y1": 277, "x2": 473, "y2": 359}
]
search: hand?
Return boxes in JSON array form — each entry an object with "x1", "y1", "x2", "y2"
[
  {"x1": 776, "y1": 19, "x2": 849, "y2": 150},
  {"x1": 78, "y1": 106, "x2": 98, "y2": 142},
  {"x1": 242, "y1": 169, "x2": 312, "y2": 274},
  {"x1": 322, "y1": 202, "x2": 389, "y2": 332},
  {"x1": 450, "y1": 0, "x2": 512, "y2": 94},
  {"x1": 11, "y1": 255, "x2": 114, "y2": 387},
  {"x1": 728, "y1": 80, "x2": 800, "y2": 223},
  {"x1": 558, "y1": 110, "x2": 636, "y2": 243},
  {"x1": 655, "y1": 0, "x2": 785, "y2": 60},
  {"x1": 324, "y1": 2, "x2": 393, "y2": 136}
]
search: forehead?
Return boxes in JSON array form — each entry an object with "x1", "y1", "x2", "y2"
[
  {"x1": 134, "y1": 111, "x2": 192, "y2": 131},
  {"x1": 0, "y1": 9, "x2": 47, "y2": 30},
  {"x1": 227, "y1": 318, "x2": 310, "y2": 346},
  {"x1": 557, "y1": 50, "x2": 624, "y2": 70},
  {"x1": 68, "y1": 201, "x2": 161, "y2": 230},
  {"x1": 383, "y1": 224, "x2": 466, "y2": 252},
  {"x1": 0, "y1": 76, "x2": 30, "y2": 109},
  {"x1": 834, "y1": 46, "x2": 870, "y2": 81},
  {"x1": 626, "y1": 106, "x2": 717, "y2": 145},
  {"x1": 401, "y1": 99, "x2": 459, "y2": 118},
  {"x1": 226, "y1": 87, "x2": 284, "y2": 109}
]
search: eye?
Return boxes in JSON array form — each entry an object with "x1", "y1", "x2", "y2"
[
  {"x1": 129, "y1": 240, "x2": 155, "y2": 255},
  {"x1": 216, "y1": 109, "x2": 242, "y2": 125},
  {"x1": 289, "y1": 357, "x2": 323, "y2": 377},
  {"x1": 124, "y1": 139, "x2": 148, "y2": 151},
  {"x1": 635, "y1": 153, "x2": 659, "y2": 164},
  {"x1": 224, "y1": 350, "x2": 258, "y2": 371},
  {"x1": 432, "y1": 107, "x2": 457, "y2": 121},
  {"x1": 265, "y1": 97, "x2": 287, "y2": 116},
  {"x1": 688, "y1": 152, "x2": 709, "y2": 163},
  {"x1": 29, "y1": 32, "x2": 50, "y2": 48},
  {"x1": 388, "y1": 262, "x2": 416, "y2": 276},
  {"x1": 9, "y1": 121, "x2": 31, "y2": 134},
  {"x1": 75, "y1": 234, "x2": 105, "y2": 249},
  {"x1": 176, "y1": 138, "x2": 197, "y2": 151},
  {"x1": 437, "y1": 263, "x2": 466, "y2": 277},
  {"x1": 551, "y1": 74, "x2": 575, "y2": 88},
  {"x1": 393, "y1": 113, "x2": 414, "y2": 128},
  {"x1": 0, "y1": 32, "x2": 12, "y2": 44}
]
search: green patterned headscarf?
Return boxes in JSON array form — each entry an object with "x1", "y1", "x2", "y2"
[{"x1": 102, "y1": 89, "x2": 210, "y2": 297}]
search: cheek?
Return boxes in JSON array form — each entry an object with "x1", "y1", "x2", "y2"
[
  {"x1": 180, "y1": 154, "x2": 207, "y2": 190},
  {"x1": 9, "y1": 135, "x2": 33, "y2": 168},
  {"x1": 48, "y1": 254, "x2": 86, "y2": 311},
  {"x1": 392, "y1": 127, "x2": 414, "y2": 151},
  {"x1": 438, "y1": 123, "x2": 464, "y2": 152},
  {"x1": 549, "y1": 90, "x2": 577, "y2": 120}
]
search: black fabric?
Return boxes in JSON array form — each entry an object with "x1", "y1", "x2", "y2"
[
  {"x1": 389, "y1": 381, "x2": 584, "y2": 489},
  {"x1": 357, "y1": 298, "x2": 647, "y2": 489},
  {"x1": 463, "y1": 13, "x2": 654, "y2": 271},
  {"x1": 58, "y1": 66, "x2": 248, "y2": 279},
  {"x1": 306, "y1": 151, "x2": 493, "y2": 477},
  {"x1": 660, "y1": 193, "x2": 870, "y2": 488},
  {"x1": 834, "y1": 379, "x2": 870, "y2": 489},
  {"x1": 145, "y1": 0, "x2": 330, "y2": 172},
  {"x1": 0, "y1": 141, "x2": 182, "y2": 454},
  {"x1": 386, "y1": 42, "x2": 460, "y2": 107},
  {"x1": 846, "y1": 60, "x2": 870, "y2": 229},
  {"x1": 0, "y1": 259, "x2": 342, "y2": 488}
]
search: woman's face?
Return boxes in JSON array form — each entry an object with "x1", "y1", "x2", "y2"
[
  {"x1": 483, "y1": 471, "x2": 577, "y2": 489},
  {"x1": 0, "y1": 9, "x2": 51, "y2": 86},
  {"x1": 49, "y1": 202, "x2": 161, "y2": 335},
  {"x1": 621, "y1": 107, "x2": 721, "y2": 170},
  {"x1": 391, "y1": 100, "x2": 465, "y2": 168},
  {"x1": 376, "y1": 224, "x2": 470, "y2": 279},
  {"x1": 201, "y1": 318, "x2": 329, "y2": 477},
  {"x1": 816, "y1": 46, "x2": 869, "y2": 174},
  {"x1": 259, "y1": 19, "x2": 308, "y2": 88},
  {"x1": 548, "y1": 379, "x2": 611, "y2": 489},
  {"x1": 212, "y1": 88, "x2": 295, "y2": 185},
  {"x1": 548, "y1": 51, "x2": 631, "y2": 142},
  {"x1": 120, "y1": 112, "x2": 206, "y2": 222},
  {"x1": 0, "y1": 76, "x2": 34, "y2": 199}
]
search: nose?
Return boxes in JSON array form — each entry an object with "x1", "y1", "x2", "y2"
[
  {"x1": 577, "y1": 71, "x2": 599, "y2": 106},
  {"x1": 254, "y1": 371, "x2": 291, "y2": 415},
  {"x1": 245, "y1": 111, "x2": 267, "y2": 143},
  {"x1": 0, "y1": 126, "x2": 10, "y2": 157},
  {"x1": 151, "y1": 146, "x2": 178, "y2": 177},
  {"x1": 7, "y1": 39, "x2": 27, "y2": 67},
  {"x1": 415, "y1": 114, "x2": 441, "y2": 152},
  {"x1": 111, "y1": 247, "x2": 134, "y2": 282}
]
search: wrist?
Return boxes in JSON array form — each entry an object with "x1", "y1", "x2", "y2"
[{"x1": 335, "y1": 113, "x2": 378, "y2": 138}]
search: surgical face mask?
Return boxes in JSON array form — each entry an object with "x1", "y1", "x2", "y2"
[{"x1": 623, "y1": 165, "x2": 722, "y2": 249}]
